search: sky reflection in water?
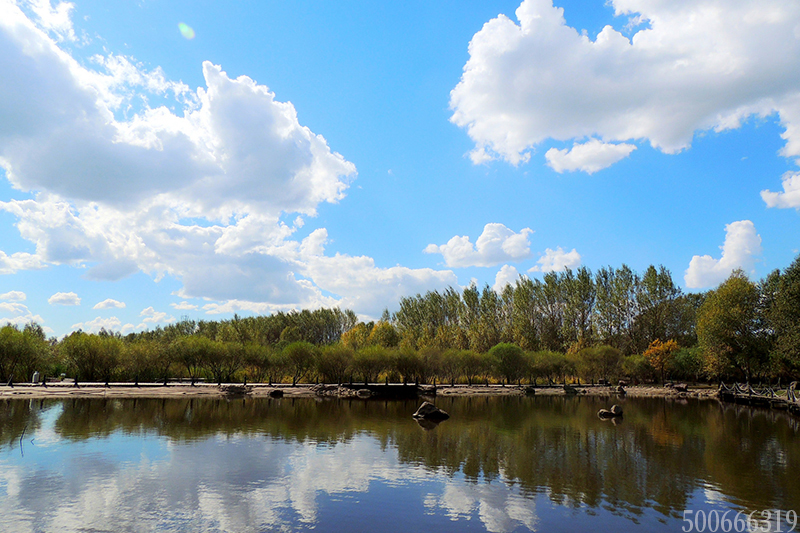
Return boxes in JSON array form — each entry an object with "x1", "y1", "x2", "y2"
[{"x1": 1, "y1": 396, "x2": 799, "y2": 532}]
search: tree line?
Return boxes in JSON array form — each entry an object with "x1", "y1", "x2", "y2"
[{"x1": 1, "y1": 256, "x2": 798, "y2": 386}]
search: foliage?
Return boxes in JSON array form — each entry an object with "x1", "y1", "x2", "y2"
[
  {"x1": 575, "y1": 345, "x2": 623, "y2": 383},
  {"x1": 488, "y1": 343, "x2": 527, "y2": 385},
  {"x1": 0, "y1": 323, "x2": 48, "y2": 383},
  {"x1": 643, "y1": 339, "x2": 680, "y2": 383},
  {"x1": 283, "y1": 341, "x2": 318, "y2": 385},
  {"x1": 623, "y1": 354, "x2": 655, "y2": 384},
  {"x1": 697, "y1": 270, "x2": 770, "y2": 381},
  {"x1": 349, "y1": 345, "x2": 388, "y2": 383},
  {"x1": 316, "y1": 345, "x2": 353, "y2": 384},
  {"x1": 767, "y1": 256, "x2": 800, "y2": 375}
]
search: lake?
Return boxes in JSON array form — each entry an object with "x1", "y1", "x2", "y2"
[{"x1": 1, "y1": 395, "x2": 798, "y2": 532}]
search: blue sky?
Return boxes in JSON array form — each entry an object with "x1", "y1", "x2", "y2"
[{"x1": 1, "y1": 0, "x2": 799, "y2": 337}]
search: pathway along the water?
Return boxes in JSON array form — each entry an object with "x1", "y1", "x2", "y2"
[{"x1": 718, "y1": 382, "x2": 800, "y2": 415}]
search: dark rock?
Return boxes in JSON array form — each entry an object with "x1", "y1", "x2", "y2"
[
  {"x1": 412, "y1": 401, "x2": 450, "y2": 421},
  {"x1": 268, "y1": 389, "x2": 284, "y2": 398},
  {"x1": 356, "y1": 389, "x2": 373, "y2": 398},
  {"x1": 564, "y1": 384, "x2": 580, "y2": 395},
  {"x1": 674, "y1": 383, "x2": 688, "y2": 393},
  {"x1": 219, "y1": 384, "x2": 251, "y2": 396},
  {"x1": 524, "y1": 385, "x2": 536, "y2": 396}
]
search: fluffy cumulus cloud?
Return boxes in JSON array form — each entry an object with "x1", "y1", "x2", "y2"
[
  {"x1": 529, "y1": 247, "x2": 581, "y2": 272},
  {"x1": 493, "y1": 265, "x2": 521, "y2": 292},
  {"x1": 684, "y1": 220, "x2": 762, "y2": 289},
  {"x1": 0, "y1": 250, "x2": 44, "y2": 275},
  {"x1": 451, "y1": 0, "x2": 800, "y2": 179},
  {"x1": 171, "y1": 301, "x2": 198, "y2": 311},
  {"x1": 1, "y1": 290, "x2": 48, "y2": 329},
  {"x1": 48, "y1": 291, "x2": 80, "y2": 306},
  {"x1": 299, "y1": 229, "x2": 458, "y2": 317},
  {"x1": 71, "y1": 316, "x2": 125, "y2": 334},
  {"x1": 0, "y1": 290, "x2": 26, "y2": 301},
  {"x1": 0, "y1": 1, "x2": 459, "y2": 321},
  {"x1": 424, "y1": 224, "x2": 534, "y2": 268},
  {"x1": 762, "y1": 171, "x2": 800, "y2": 209},
  {"x1": 546, "y1": 139, "x2": 636, "y2": 174},
  {"x1": 92, "y1": 298, "x2": 125, "y2": 310},
  {"x1": 0, "y1": 301, "x2": 47, "y2": 330},
  {"x1": 139, "y1": 306, "x2": 175, "y2": 325}
]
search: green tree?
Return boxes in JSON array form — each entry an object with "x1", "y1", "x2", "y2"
[
  {"x1": 488, "y1": 343, "x2": 527, "y2": 385},
  {"x1": 457, "y1": 350, "x2": 485, "y2": 385},
  {"x1": 576, "y1": 345, "x2": 623, "y2": 384},
  {"x1": 767, "y1": 255, "x2": 800, "y2": 378},
  {"x1": 0, "y1": 324, "x2": 46, "y2": 383},
  {"x1": 697, "y1": 270, "x2": 770, "y2": 382},
  {"x1": 316, "y1": 345, "x2": 353, "y2": 384},
  {"x1": 367, "y1": 321, "x2": 400, "y2": 348},
  {"x1": 439, "y1": 349, "x2": 462, "y2": 386},
  {"x1": 60, "y1": 332, "x2": 120, "y2": 384},
  {"x1": 392, "y1": 347, "x2": 422, "y2": 384},
  {"x1": 352, "y1": 345, "x2": 389, "y2": 384},
  {"x1": 283, "y1": 341, "x2": 317, "y2": 385}
]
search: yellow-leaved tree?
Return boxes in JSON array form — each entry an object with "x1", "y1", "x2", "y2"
[{"x1": 643, "y1": 339, "x2": 679, "y2": 384}]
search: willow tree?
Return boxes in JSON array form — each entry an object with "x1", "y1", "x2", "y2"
[{"x1": 488, "y1": 343, "x2": 527, "y2": 385}]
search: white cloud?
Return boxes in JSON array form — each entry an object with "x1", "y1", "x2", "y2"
[
  {"x1": 139, "y1": 306, "x2": 175, "y2": 324},
  {"x1": 493, "y1": 265, "x2": 522, "y2": 293},
  {"x1": 0, "y1": 302, "x2": 28, "y2": 314},
  {"x1": 545, "y1": 139, "x2": 636, "y2": 174},
  {"x1": 0, "y1": 301, "x2": 47, "y2": 330},
  {"x1": 528, "y1": 247, "x2": 581, "y2": 272},
  {"x1": 424, "y1": 224, "x2": 534, "y2": 268},
  {"x1": 0, "y1": 2, "x2": 464, "y2": 321},
  {"x1": 0, "y1": 290, "x2": 26, "y2": 301},
  {"x1": 0, "y1": 250, "x2": 44, "y2": 274},
  {"x1": 761, "y1": 171, "x2": 800, "y2": 209},
  {"x1": 71, "y1": 316, "x2": 122, "y2": 333},
  {"x1": 298, "y1": 229, "x2": 459, "y2": 318},
  {"x1": 171, "y1": 301, "x2": 199, "y2": 311},
  {"x1": 48, "y1": 291, "x2": 80, "y2": 306},
  {"x1": 451, "y1": 0, "x2": 800, "y2": 170},
  {"x1": 19, "y1": 0, "x2": 76, "y2": 42},
  {"x1": 92, "y1": 298, "x2": 125, "y2": 310},
  {"x1": 684, "y1": 220, "x2": 762, "y2": 288}
]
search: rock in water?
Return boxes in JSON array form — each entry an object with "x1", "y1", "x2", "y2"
[
  {"x1": 412, "y1": 401, "x2": 450, "y2": 420},
  {"x1": 268, "y1": 389, "x2": 284, "y2": 398}
]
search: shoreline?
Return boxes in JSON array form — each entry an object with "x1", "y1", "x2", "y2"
[{"x1": 0, "y1": 382, "x2": 721, "y2": 400}]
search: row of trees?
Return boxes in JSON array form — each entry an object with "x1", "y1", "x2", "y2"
[
  {"x1": 392, "y1": 264, "x2": 700, "y2": 355},
  {"x1": 0, "y1": 327, "x2": 697, "y2": 387},
  {"x1": 1, "y1": 258, "x2": 798, "y2": 385}
]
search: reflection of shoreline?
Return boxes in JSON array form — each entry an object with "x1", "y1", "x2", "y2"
[
  {"x1": 2, "y1": 395, "x2": 798, "y2": 529},
  {"x1": 0, "y1": 383, "x2": 720, "y2": 400}
]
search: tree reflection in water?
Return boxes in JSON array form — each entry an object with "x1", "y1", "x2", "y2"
[{"x1": 0, "y1": 396, "x2": 798, "y2": 532}]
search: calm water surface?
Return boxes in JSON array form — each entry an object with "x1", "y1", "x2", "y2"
[{"x1": 1, "y1": 395, "x2": 799, "y2": 532}]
